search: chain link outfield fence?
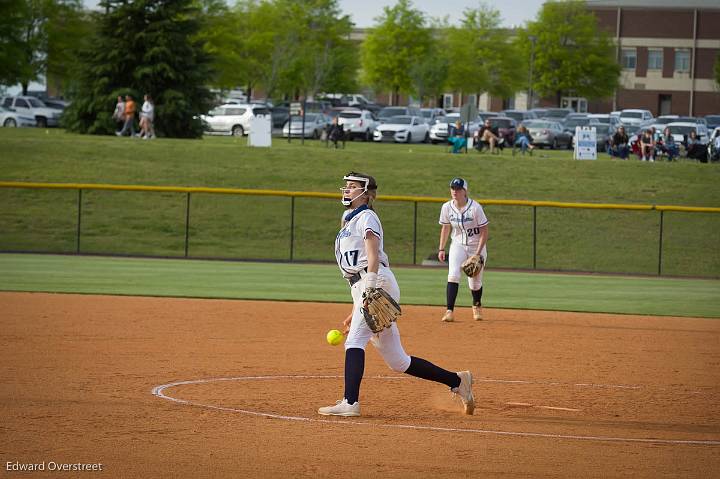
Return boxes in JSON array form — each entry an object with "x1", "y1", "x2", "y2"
[{"x1": 1, "y1": 181, "x2": 719, "y2": 278}]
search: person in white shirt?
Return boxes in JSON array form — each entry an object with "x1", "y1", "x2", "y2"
[
  {"x1": 139, "y1": 94, "x2": 155, "y2": 139},
  {"x1": 318, "y1": 172, "x2": 475, "y2": 417},
  {"x1": 437, "y1": 178, "x2": 489, "y2": 322}
]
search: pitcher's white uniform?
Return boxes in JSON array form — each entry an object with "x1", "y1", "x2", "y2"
[
  {"x1": 335, "y1": 206, "x2": 411, "y2": 373},
  {"x1": 439, "y1": 199, "x2": 489, "y2": 289}
]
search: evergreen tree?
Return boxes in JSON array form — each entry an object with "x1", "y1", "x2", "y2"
[{"x1": 63, "y1": 0, "x2": 213, "y2": 138}]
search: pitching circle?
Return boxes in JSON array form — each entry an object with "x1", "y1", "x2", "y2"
[{"x1": 151, "y1": 375, "x2": 720, "y2": 446}]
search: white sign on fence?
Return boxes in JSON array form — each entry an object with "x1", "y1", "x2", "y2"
[
  {"x1": 248, "y1": 114, "x2": 272, "y2": 147},
  {"x1": 574, "y1": 126, "x2": 597, "y2": 160}
]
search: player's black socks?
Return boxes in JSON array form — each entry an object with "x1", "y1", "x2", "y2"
[
  {"x1": 471, "y1": 287, "x2": 483, "y2": 306},
  {"x1": 446, "y1": 282, "x2": 459, "y2": 310},
  {"x1": 404, "y1": 356, "x2": 461, "y2": 389},
  {"x1": 344, "y1": 348, "x2": 365, "y2": 404}
]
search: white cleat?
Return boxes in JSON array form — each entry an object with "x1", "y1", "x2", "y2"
[
  {"x1": 472, "y1": 306, "x2": 483, "y2": 321},
  {"x1": 441, "y1": 310, "x2": 455, "y2": 322},
  {"x1": 318, "y1": 399, "x2": 360, "y2": 417},
  {"x1": 453, "y1": 371, "x2": 475, "y2": 415}
]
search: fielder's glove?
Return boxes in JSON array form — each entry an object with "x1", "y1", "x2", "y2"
[
  {"x1": 361, "y1": 288, "x2": 402, "y2": 333},
  {"x1": 461, "y1": 255, "x2": 485, "y2": 277}
]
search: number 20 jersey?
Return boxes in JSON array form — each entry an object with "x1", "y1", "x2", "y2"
[
  {"x1": 439, "y1": 199, "x2": 489, "y2": 248},
  {"x1": 335, "y1": 208, "x2": 390, "y2": 278}
]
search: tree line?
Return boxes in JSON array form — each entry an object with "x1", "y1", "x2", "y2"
[{"x1": 1, "y1": 0, "x2": 644, "y2": 138}]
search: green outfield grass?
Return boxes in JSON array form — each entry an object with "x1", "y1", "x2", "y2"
[
  {"x1": 1, "y1": 128, "x2": 719, "y2": 277},
  {"x1": 2, "y1": 253, "x2": 718, "y2": 318}
]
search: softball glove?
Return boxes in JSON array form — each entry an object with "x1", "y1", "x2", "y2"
[
  {"x1": 361, "y1": 288, "x2": 402, "y2": 333},
  {"x1": 461, "y1": 255, "x2": 484, "y2": 277}
]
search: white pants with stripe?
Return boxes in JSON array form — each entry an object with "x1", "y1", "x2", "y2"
[
  {"x1": 344, "y1": 265, "x2": 411, "y2": 373},
  {"x1": 448, "y1": 242, "x2": 486, "y2": 290}
]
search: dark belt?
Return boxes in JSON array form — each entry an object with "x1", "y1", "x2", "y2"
[{"x1": 347, "y1": 263, "x2": 386, "y2": 287}]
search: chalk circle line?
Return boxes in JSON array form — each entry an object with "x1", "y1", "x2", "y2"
[{"x1": 151, "y1": 375, "x2": 720, "y2": 446}]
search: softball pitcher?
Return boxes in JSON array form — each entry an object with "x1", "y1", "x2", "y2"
[
  {"x1": 438, "y1": 178, "x2": 489, "y2": 322},
  {"x1": 318, "y1": 172, "x2": 475, "y2": 417}
]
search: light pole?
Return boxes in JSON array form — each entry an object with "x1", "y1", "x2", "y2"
[{"x1": 528, "y1": 35, "x2": 537, "y2": 110}]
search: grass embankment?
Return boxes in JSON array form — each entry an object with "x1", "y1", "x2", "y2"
[{"x1": 1, "y1": 128, "x2": 719, "y2": 277}]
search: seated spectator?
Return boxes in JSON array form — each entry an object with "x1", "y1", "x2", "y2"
[
  {"x1": 512, "y1": 124, "x2": 534, "y2": 155},
  {"x1": 685, "y1": 130, "x2": 707, "y2": 161},
  {"x1": 710, "y1": 132, "x2": 720, "y2": 163},
  {"x1": 639, "y1": 129, "x2": 655, "y2": 161},
  {"x1": 474, "y1": 119, "x2": 500, "y2": 154},
  {"x1": 608, "y1": 125, "x2": 630, "y2": 159},
  {"x1": 448, "y1": 120, "x2": 466, "y2": 153},
  {"x1": 659, "y1": 127, "x2": 679, "y2": 161}
]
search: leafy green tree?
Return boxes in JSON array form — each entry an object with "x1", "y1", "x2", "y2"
[
  {"x1": 409, "y1": 43, "x2": 448, "y2": 105},
  {"x1": 362, "y1": 0, "x2": 431, "y2": 104},
  {"x1": 521, "y1": 0, "x2": 619, "y2": 105},
  {"x1": 46, "y1": 1, "x2": 92, "y2": 96},
  {"x1": 444, "y1": 5, "x2": 525, "y2": 101},
  {"x1": 63, "y1": 0, "x2": 214, "y2": 138},
  {"x1": 0, "y1": 0, "x2": 27, "y2": 88}
]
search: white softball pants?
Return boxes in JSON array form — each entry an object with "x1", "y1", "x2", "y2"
[
  {"x1": 345, "y1": 265, "x2": 412, "y2": 373},
  {"x1": 448, "y1": 242, "x2": 486, "y2": 290}
]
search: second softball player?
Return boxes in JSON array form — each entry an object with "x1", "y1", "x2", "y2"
[{"x1": 438, "y1": 178, "x2": 489, "y2": 322}]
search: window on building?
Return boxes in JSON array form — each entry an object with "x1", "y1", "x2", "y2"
[
  {"x1": 620, "y1": 49, "x2": 636, "y2": 69},
  {"x1": 674, "y1": 49, "x2": 690, "y2": 73},
  {"x1": 648, "y1": 49, "x2": 663, "y2": 70}
]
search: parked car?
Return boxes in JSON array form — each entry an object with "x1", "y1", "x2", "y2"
[
  {"x1": 523, "y1": 119, "x2": 573, "y2": 149},
  {"x1": 337, "y1": 109, "x2": 378, "y2": 141},
  {"x1": 665, "y1": 122, "x2": 708, "y2": 145},
  {"x1": 1, "y1": 95, "x2": 61, "y2": 127},
  {"x1": 705, "y1": 115, "x2": 720, "y2": 131},
  {"x1": 588, "y1": 113, "x2": 621, "y2": 132},
  {"x1": 282, "y1": 112, "x2": 329, "y2": 139},
  {"x1": 270, "y1": 106, "x2": 290, "y2": 129},
  {"x1": 42, "y1": 98, "x2": 70, "y2": 110},
  {"x1": 201, "y1": 103, "x2": 271, "y2": 136},
  {"x1": 0, "y1": 105, "x2": 36, "y2": 127},
  {"x1": 707, "y1": 126, "x2": 720, "y2": 162},
  {"x1": 373, "y1": 115, "x2": 429, "y2": 143},
  {"x1": 477, "y1": 111, "x2": 499, "y2": 122},
  {"x1": 376, "y1": 106, "x2": 422, "y2": 124},
  {"x1": 500, "y1": 109, "x2": 537, "y2": 123},
  {"x1": 420, "y1": 108, "x2": 447, "y2": 125},
  {"x1": 540, "y1": 107, "x2": 574, "y2": 122},
  {"x1": 567, "y1": 118, "x2": 612, "y2": 150},
  {"x1": 531, "y1": 108, "x2": 548, "y2": 118},
  {"x1": 619, "y1": 109, "x2": 654, "y2": 128}
]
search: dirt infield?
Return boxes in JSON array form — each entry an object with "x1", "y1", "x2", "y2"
[{"x1": 2, "y1": 292, "x2": 719, "y2": 478}]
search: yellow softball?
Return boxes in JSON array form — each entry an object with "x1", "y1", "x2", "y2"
[{"x1": 326, "y1": 329, "x2": 344, "y2": 346}]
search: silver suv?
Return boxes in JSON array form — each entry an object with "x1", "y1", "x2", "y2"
[{"x1": 1, "y1": 96, "x2": 61, "y2": 127}]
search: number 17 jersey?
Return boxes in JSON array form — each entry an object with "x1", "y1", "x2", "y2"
[
  {"x1": 439, "y1": 199, "x2": 489, "y2": 247},
  {"x1": 335, "y1": 208, "x2": 389, "y2": 278}
]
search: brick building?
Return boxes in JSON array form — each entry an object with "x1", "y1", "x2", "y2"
[{"x1": 586, "y1": 0, "x2": 720, "y2": 116}]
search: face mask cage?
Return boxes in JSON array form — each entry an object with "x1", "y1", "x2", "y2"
[{"x1": 340, "y1": 174, "x2": 369, "y2": 206}]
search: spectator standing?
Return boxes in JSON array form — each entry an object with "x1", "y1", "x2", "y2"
[
  {"x1": 609, "y1": 125, "x2": 629, "y2": 159},
  {"x1": 139, "y1": 94, "x2": 155, "y2": 139},
  {"x1": 326, "y1": 116, "x2": 345, "y2": 149},
  {"x1": 116, "y1": 94, "x2": 136, "y2": 137},
  {"x1": 639, "y1": 129, "x2": 655, "y2": 161},
  {"x1": 512, "y1": 124, "x2": 534, "y2": 155},
  {"x1": 112, "y1": 96, "x2": 125, "y2": 129}
]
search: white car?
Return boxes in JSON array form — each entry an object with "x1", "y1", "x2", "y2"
[
  {"x1": 201, "y1": 103, "x2": 271, "y2": 136},
  {"x1": 282, "y1": 112, "x2": 329, "y2": 139},
  {"x1": 373, "y1": 115, "x2": 429, "y2": 143},
  {"x1": 619, "y1": 109, "x2": 654, "y2": 128},
  {"x1": 337, "y1": 109, "x2": 378, "y2": 141},
  {"x1": 665, "y1": 122, "x2": 709, "y2": 144},
  {"x1": 1, "y1": 96, "x2": 61, "y2": 127},
  {"x1": 0, "y1": 106, "x2": 36, "y2": 127}
]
